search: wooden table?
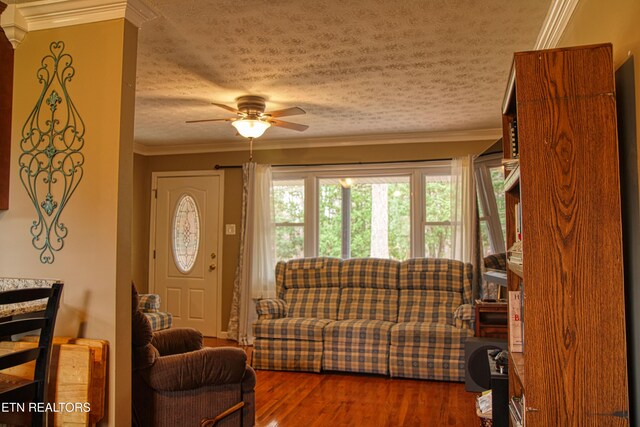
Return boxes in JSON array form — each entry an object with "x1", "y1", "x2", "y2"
[{"x1": 475, "y1": 300, "x2": 508, "y2": 339}]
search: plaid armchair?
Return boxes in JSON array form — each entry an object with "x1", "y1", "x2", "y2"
[
  {"x1": 389, "y1": 258, "x2": 474, "y2": 381},
  {"x1": 252, "y1": 258, "x2": 342, "y2": 372}
]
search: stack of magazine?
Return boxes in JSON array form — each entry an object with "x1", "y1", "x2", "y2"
[
  {"x1": 476, "y1": 390, "x2": 492, "y2": 419},
  {"x1": 507, "y1": 240, "x2": 523, "y2": 276}
]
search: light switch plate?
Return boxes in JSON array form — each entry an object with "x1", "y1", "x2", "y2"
[{"x1": 225, "y1": 224, "x2": 236, "y2": 235}]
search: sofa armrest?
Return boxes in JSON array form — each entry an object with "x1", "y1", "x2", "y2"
[
  {"x1": 453, "y1": 303, "x2": 475, "y2": 329},
  {"x1": 144, "y1": 347, "x2": 248, "y2": 392},
  {"x1": 151, "y1": 328, "x2": 203, "y2": 356},
  {"x1": 255, "y1": 298, "x2": 288, "y2": 320}
]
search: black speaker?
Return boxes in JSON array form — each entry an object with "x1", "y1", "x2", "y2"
[{"x1": 464, "y1": 337, "x2": 507, "y2": 392}]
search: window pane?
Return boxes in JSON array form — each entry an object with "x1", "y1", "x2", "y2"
[
  {"x1": 424, "y1": 224, "x2": 452, "y2": 258},
  {"x1": 489, "y1": 166, "x2": 507, "y2": 240},
  {"x1": 480, "y1": 220, "x2": 492, "y2": 257},
  {"x1": 349, "y1": 178, "x2": 411, "y2": 260},
  {"x1": 425, "y1": 175, "x2": 451, "y2": 222},
  {"x1": 273, "y1": 180, "x2": 304, "y2": 223},
  {"x1": 273, "y1": 179, "x2": 305, "y2": 261},
  {"x1": 319, "y1": 176, "x2": 411, "y2": 260},
  {"x1": 172, "y1": 194, "x2": 200, "y2": 273},
  {"x1": 318, "y1": 179, "x2": 342, "y2": 258},
  {"x1": 275, "y1": 225, "x2": 304, "y2": 261}
]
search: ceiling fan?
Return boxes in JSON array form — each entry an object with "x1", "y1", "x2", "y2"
[{"x1": 186, "y1": 95, "x2": 308, "y2": 139}]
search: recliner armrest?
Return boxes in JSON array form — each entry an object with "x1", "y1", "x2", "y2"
[
  {"x1": 151, "y1": 327, "x2": 203, "y2": 356},
  {"x1": 453, "y1": 303, "x2": 475, "y2": 329},
  {"x1": 144, "y1": 347, "x2": 248, "y2": 392},
  {"x1": 255, "y1": 298, "x2": 288, "y2": 319}
]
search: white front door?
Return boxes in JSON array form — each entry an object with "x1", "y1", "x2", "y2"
[{"x1": 152, "y1": 173, "x2": 223, "y2": 336}]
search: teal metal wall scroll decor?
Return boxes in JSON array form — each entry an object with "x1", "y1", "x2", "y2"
[{"x1": 18, "y1": 41, "x2": 85, "y2": 264}]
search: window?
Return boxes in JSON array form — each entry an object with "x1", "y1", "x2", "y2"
[
  {"x1": 318, "y1": 176, "x2": 411, "y2": 260},
  {"x1": 273, "y1": 161, "x2": 452, "y2": 262},
  {"x1": 475, "y1": 154, "x2": 506, "y2": 256},
  {"x1": 424, "y1": 174, "x2": 452, "y2": 258},
  {"x1": 273, "y1": 179, "x2": 305, "y2": 262},
  {"x1": 172, "y1": 194, "x2": 200, "y2": 273}
]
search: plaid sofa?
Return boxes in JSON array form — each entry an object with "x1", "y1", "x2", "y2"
[
  {"x1": 252, "y1": 257, "x2": 474, "y2": 381},
  {"x1": 138, "y1": 293, "x2": 173, "y2": 331}
]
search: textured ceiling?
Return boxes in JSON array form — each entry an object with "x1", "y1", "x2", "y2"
[{"x1": 135, "y1": 0, "x2": 551, "y2": 147}]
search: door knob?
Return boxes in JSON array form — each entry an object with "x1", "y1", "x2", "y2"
[{"x1": 209, "y1": 264, "x2": 216, "y2": 271}]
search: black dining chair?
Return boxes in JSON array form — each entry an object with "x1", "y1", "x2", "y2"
[{"x1": 0, "y1": 282, "x2": 63, "y2": 426}]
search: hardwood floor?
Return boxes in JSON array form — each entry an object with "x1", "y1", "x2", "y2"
[{"x1": 204, "y1": 338, "x2": 478, "y2": 427}]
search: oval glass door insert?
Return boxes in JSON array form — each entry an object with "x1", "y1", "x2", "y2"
[{"x1": 172, "y1": 194, "x2": 200, "y2": 273}]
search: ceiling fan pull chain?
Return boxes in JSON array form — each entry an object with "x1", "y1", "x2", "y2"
[{"x1": 249, "y1": 137, "x2": 254, "y2": 162}]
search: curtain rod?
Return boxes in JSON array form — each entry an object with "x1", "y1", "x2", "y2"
[{"x1": 213, "y1": 157, "x2": 453, "y2": 170}]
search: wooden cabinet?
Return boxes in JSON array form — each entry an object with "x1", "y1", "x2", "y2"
[
  {"x1": 475, "y1": 300, "x2": 507, "y2": 339},
  {"x1": 502, "y1": 44, "x2": 629, "y2": 426}
]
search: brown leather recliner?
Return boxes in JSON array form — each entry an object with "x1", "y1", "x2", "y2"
[{"x1": 132, "y1": 285, "x2": 256, "y2": 427}]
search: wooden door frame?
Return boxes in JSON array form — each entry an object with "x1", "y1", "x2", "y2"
[
  {"x1": 148, "y1": 170, "x2": 225, "y2": 337},
  {"x1": 0, "y1": 6, "x2": 14, "y2": 210}
]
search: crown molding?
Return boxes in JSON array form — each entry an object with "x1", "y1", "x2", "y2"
[
  {"x1": 0, "y1": 5, "x2": 28, "y2": 48},
  {"x1": 0, "y1": 0, "x2": 156, "y2": 48},
  {"x1": 534, "y1": 0, "x2": 580, "y2": 50},
  {"x1": 133, "y1": 128, "x2": 502, "y2": 156},
  {"x1": 502, "y1": 0, "x2": 579, "y2": 113}
]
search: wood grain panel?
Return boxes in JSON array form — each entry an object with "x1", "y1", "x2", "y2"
[
  {"x1": 511, "y1": 44, "x2": 628, "y2": 426},
  {"x1": 0, "y1": 24, "x2": 13, "y2": 211},
  {"x1": 514, "y1": 44, "x2": 614, "y2": 102}
]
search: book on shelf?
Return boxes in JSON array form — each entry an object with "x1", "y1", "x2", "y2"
[
  {"x1": 514, "y1": 202, "x2": 522, "y2": 241},
  {"x1": 509, "y1": 119, "x2": 519, "y2": 159},
  {"x1": 502, "y1": 158, "x2": 519, "y2": 172},
  {"x1": 507, "y1": 240, "x2": 523, "y2": 265},
  {"x1": 509, "y1": 290, "x2": 523, "y2": 352}
]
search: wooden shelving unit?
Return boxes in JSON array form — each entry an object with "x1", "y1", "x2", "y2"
[{"x1": 502, "y1": 44, "x2": 629, "y2": 426}]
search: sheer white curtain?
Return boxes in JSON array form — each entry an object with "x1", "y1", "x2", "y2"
[
  {"x1": 450, "y1": 155, "x2": 477, "y2": 263},
  {"x1": 228, "y1": 162, "x2": 276, "y2": 345}
]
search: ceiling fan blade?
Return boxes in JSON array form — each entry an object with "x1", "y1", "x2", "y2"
[
  {"x1": 211, "y1": 103, "x2": 241, "y2": 114},
  {"x1": 268, "y1": 118, "x2": 309, "y2": 132},
  {"x1": 267, "y1": 106, "x2": 306, "y2": 118},
  {"x1": 185, "y1": 118, "x2": 235, "y2": 124}
]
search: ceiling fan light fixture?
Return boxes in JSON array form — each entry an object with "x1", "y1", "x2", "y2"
[{"x1": 232, "y1": 119, "x2": 271, "y2": 138}]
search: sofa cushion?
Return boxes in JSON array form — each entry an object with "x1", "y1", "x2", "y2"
[
  {"x1": 340, "y1": 258, "x2": 399, "y2": 290},
  {"x1": 322, "y1": 341, "x2": 389, "y2": 375},
  {"x1": 144, "y1": 312, "x2": 173, "y2": 331},
  {"x1": 284, "y1": 287, "x2": 340, "y2": 319},
  {"x1": 338, "y1": 258, "x2": 400, "y2": 321},
  {"x1": 389, "y1": 345, "x2": 466, "y2": 382},
  {"x1": 253, "y1": 318, "x2": 331, "y2": 342},
  {"x1": 398, "y1": 258, "x2": 472, "y2": 323},
  {"x1": 324, "y1": 319, "x2": 394, "y2": 345},
  {"x1": 283, "y1": 257, "x2": 342, "y2": 289},
  {"x1": 338, "y1": 288, "x2": 399, "y2": 322},
  {"x1": 138, "y1": 294, "x2": 160, "y2": 313},
  {"x1": 399, "y1": 258, "x2": 469, "y2": 293},
  {"x1": 390, "y1": 322, "x2": 473, "y2": 350},
  {"x1": 398, "y1": 290, "x2": 462, "y2": 325},
  {"x1": 253, "y1": 338, "x2": 323, "y2": 372},
  {"x1": 279, "y1": 257, "x2": 342, "y2": 319}
]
